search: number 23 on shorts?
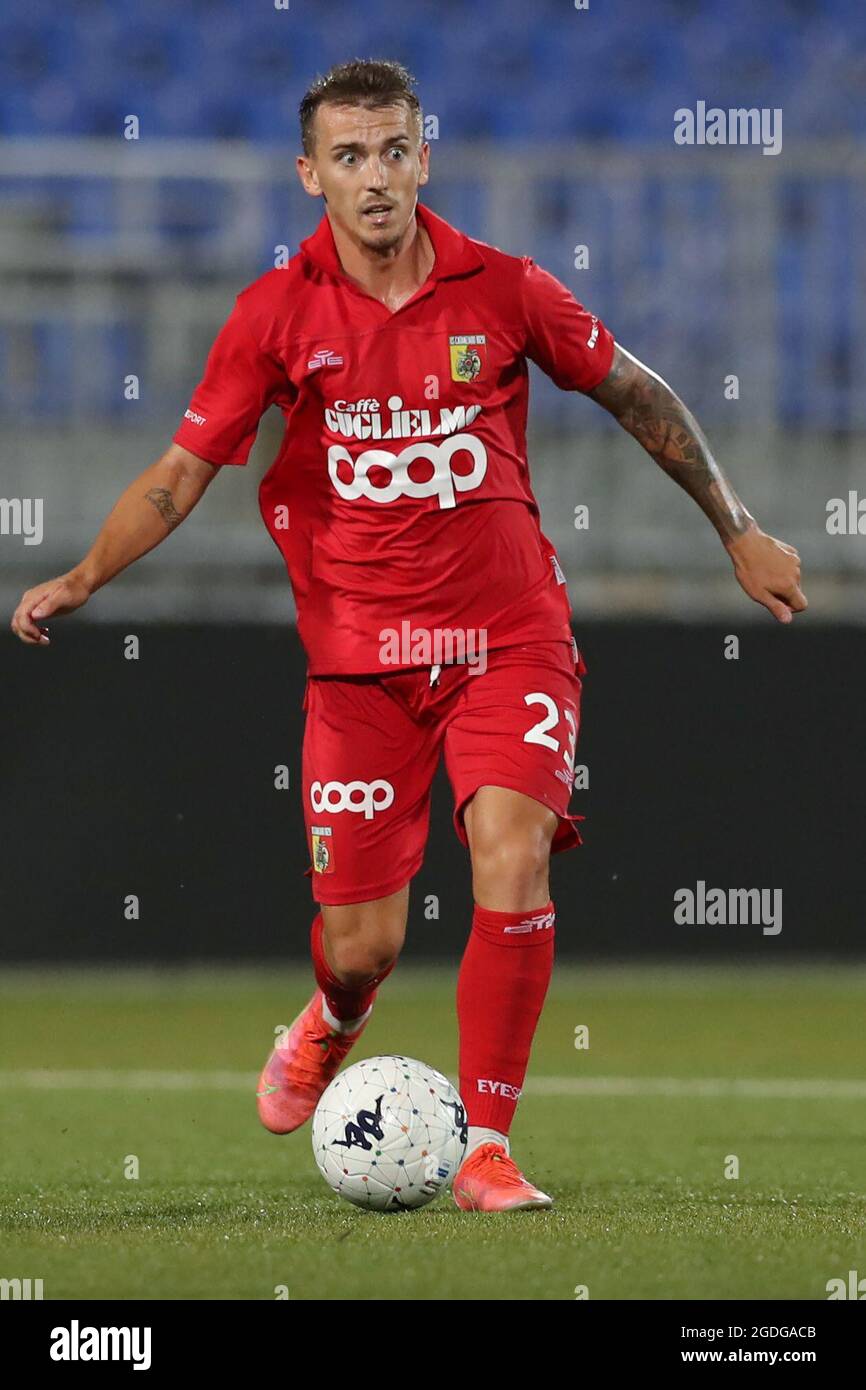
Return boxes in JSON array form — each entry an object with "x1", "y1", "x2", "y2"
[{"x1": 523, "y1": 691, "x2": 577, "y2": 783}]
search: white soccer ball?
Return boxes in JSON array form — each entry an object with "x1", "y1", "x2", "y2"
[{"x1": 312, "y1": 1055, "x2": 468, "y2": 1211}]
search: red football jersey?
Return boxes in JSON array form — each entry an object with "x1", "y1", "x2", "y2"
[{"x1": 172, "y1": 202, "x2": 615, "y2": 675}]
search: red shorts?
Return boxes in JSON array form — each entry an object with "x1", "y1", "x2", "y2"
[{"x1": 301, "y1": 640, "x2": 587, "y2": 905}]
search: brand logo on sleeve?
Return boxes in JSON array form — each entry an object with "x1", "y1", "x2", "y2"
[
  {"x1": 586, "y1": 317, "x2": 599, "y2": 349},
  {"x1": 184, "y1": 408, "x2": 206, "y2": 426}
]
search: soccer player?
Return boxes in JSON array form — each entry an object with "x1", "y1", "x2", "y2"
[{"x1": 11, "y1": 60, "x2": 806, "y2": 1211}]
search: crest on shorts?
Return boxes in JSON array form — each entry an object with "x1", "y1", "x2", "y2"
[
  {"x1": 311, "y1": 825, "x2": 334, "y2": 874},
  {"x1": 449, "y1": 334, "x2": 486, "y2": 382}
]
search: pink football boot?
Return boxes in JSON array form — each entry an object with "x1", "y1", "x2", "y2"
[
  {"x1": 452, "y1": 1141, "x2": 553, "y2": 1211},
  {"x1": 256, "y1": 989, "x2": 372, "y2": 1134}
]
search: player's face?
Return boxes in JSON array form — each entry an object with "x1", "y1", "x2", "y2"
[{"x1": 297, "y1": 102, "x2": 429, "y2": 253}]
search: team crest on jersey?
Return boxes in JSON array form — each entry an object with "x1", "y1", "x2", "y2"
[
  {"x1": 449, "y1": 334, "x2": 486, "y2": 383},
  {"x1": 311, "y1": 826, "x2": 334, "y2": 874}
]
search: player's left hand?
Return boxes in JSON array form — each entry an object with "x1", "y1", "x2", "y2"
[{"x1": 725, "y1": 528, "x2": 807, "y2": 624}]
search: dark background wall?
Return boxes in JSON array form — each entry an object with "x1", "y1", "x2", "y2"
[{"x1": 2, "y1": 620, "x2": 859, "y2": 962}]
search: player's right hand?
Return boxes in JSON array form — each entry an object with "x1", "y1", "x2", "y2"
[{"x1": 10, "y1": 571, "x2": 92, "y2": 645}]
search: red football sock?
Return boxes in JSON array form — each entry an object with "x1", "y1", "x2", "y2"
[
  {"x1": 457, "y1": 901, "x2": 556, "y2": 1133},
  {"x1": 310, "y1": 912, "x2": 395, "y2": 1022}
]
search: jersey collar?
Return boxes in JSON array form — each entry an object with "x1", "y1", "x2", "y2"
[{"x1": 299, "y1": 201, "x2": 484, "y2": 286}]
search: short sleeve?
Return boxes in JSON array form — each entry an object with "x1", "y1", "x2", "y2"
[
  {"x1": 521, "y1": 259, "x2": 615, "y2": 392},
  {"x1": 172, "y1": 299, "x2": 286, "y2": 466}
]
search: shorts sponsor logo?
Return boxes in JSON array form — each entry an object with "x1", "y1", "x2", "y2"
[
  {"x1": 476, "y1": 1079, "x2": 522, "y2": 1100},
  {"x1": 310, "y1": 779, "x2": 395, "y2": 820},
  {"x1": 328, "y1": 433, "x2": 487, "y2": 511}
]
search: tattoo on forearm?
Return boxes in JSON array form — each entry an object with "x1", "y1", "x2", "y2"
[
  {"x1": 145, "y1": 487, "x2": 183, "y2": 531},
  {"x1": 590, "y1": 345, "x2": 753, "y2": 544}
]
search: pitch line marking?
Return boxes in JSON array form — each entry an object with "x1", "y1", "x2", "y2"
[{"x1": 0, "y1": 1071, "x2": 864, "y2": 1099}]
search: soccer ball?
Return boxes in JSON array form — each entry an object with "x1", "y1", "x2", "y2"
[{"x1": 312, "y1": 1055, "x2": 468, "y2": 1211}]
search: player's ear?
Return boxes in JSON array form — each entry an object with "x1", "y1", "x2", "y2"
[
  {"x1": 296, "y1": 154, "x2": 322, "y2": 197},
  {"x1": 417, "y1": 143, "x2": 430, "y2": 187}
]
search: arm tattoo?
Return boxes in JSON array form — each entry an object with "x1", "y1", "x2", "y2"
[
  {"x1": 145, "y1": 487, "x2": 183, "y2": 531},
  {"x1": 589, "y1": 344, "x2": 754, "y2": 545}
]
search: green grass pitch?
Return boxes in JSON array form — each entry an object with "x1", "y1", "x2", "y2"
[{"x1": 1, "y1": 963, "x2": 864, "y2": 1301}]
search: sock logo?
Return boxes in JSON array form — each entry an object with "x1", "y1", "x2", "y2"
[
  {"x1": 503, "y1": 909, "x2": 555, "y2": 934},
  {"x1": 476, "y1": 1079, "x2": 522, "y2": 1100}
]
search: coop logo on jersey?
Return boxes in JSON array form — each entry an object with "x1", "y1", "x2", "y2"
[
  {"x1": 328, "y1": 433, "x2": 487, "y2": 510},
  {"x1": 310, "y1": 824, "x2": 334, "y2": 874},
  {"x1": 310, "y1": 779, "x2": 395, "y2": 820},
  {"x1": 449, "y1": 334, "x2": 486, "y2": 382}
]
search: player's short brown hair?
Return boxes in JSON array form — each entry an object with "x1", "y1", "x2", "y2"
[{"x1": 299, "y1": 59, "x2": 423, "y2": 156}]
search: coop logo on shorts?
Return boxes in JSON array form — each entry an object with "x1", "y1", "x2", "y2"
[
  {"x1": 328, "y1": 433, "x2": 486, "y2": 511},
  {"x1": 310, "y1": 779, "x2": 395, "y2": 820}
]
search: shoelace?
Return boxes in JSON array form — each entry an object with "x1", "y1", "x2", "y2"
[
  {"x1": 470, "y1": 1142, "x2": 533, "y2": 1188},
  {"x1": 274, "y1": 1023, "x2": 342, "y2": 1088}
]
